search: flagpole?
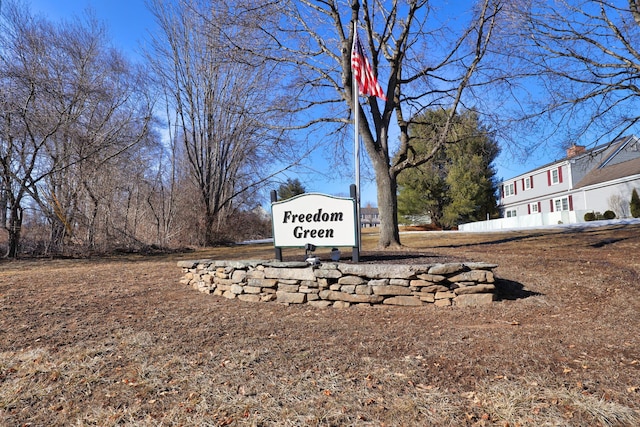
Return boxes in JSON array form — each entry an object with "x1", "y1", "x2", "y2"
[
  {"x1": 351, "y1": 23, "x2": 386, "y2": 260},
  {"x1": 353, "y1": 22, "x2": 362, "y2": 256}
]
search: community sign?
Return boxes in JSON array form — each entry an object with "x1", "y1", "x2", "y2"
[{"x1": 271, "y1": 193, "x2": 357, "y2": 248}]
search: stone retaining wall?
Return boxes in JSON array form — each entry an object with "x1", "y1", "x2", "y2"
[{"x1": 178, "y1": 259, "x2": 498, "y2": 308}]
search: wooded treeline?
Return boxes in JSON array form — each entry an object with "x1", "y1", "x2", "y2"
[
  {"x1": 3, "y1": 0, "x2": 640, "y2": 257},
  {"x1": 0, "y1": 1, "x2": 283, "y2": 257}
]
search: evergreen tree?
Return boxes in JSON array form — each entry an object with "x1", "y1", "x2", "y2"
[
  {"x1": 396, "y1": 109, "x2": 500, "y2": 229},
  {"x1": 397, "y1": 147, "x2": 449, "y2": 227},
  {"x1": 631, "y1": 189, "x2": 640, "y2": 218},
  {"x1": 277, "y1": 178, "x2": 306, "y2": 201}
]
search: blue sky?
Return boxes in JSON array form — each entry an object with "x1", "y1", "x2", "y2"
[
  {"x1": 28, "y1": 0, "x2": 151, "y2": 54},
  {"x1": 25, "y1": 0, "x2": 551, "y2": 207}
]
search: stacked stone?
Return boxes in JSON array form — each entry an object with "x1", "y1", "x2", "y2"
[{"x1": 178, "y1": 260, "x2": 498, "y2": 308}]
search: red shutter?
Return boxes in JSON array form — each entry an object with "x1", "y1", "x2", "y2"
[
  {"x1": 568, "y1": 195, "x2": 573, "y2": 211},
  {"x1": 521, "y1": 178, "x2": 525, "y2": 190},
  {"x1": 514, "y1": 181, "x2": 517, "y2": 195},
  {"x1": 530, "y1": 176, "x2": 534, "y2": 189},
  {"x1": 547, "y1": 170, "x2": 551, "y2": 186},
  {"x1": 558, "y1": 167, "x2": 563, "y2": 183},
  {"x1": 538, "y1": 201, "x2": 541, "y2": 213},
  {"x1": 527, "y1": 204, "x2": 531, "y2": 214},
  {"x1": 500, "y1": 185, "x2": 504, "y2": 198},
  {"x1": 550, "y1": 200, "x2": 554, "y2": 212}
]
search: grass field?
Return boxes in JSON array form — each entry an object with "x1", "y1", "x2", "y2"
[{"x1": 1, "y1": 224, "x2": 639, "y2": 426}]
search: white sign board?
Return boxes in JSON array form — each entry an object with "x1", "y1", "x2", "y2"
[{"x1": 271, "y1": 193, "x2": 357, "y2": 247}]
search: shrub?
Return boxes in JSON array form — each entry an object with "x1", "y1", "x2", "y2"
[
  {"x1": 631, "y1": 189, "x2": 640, "y2": 218},
  {"x1": 603, "y1": 210, "x2": 616, "y2": 220},
  {"x1": 584, "y1": 212, "x2": 596, "y2": 221}
]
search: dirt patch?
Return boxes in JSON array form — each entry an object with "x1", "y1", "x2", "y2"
[{"x1": 1, "y1": 224, "x2": 639, "y2": 426}]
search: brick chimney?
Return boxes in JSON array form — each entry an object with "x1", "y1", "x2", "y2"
[{"x1": 567, "y1": 144, "x2": 586, "y2": 158}]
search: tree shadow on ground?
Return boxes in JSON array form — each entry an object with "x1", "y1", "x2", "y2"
[
  {"x1": 429, "y1": 233, "x2": 549, "y2": 250},
  {"x1": 494, "y1": 278, "x2": 542, "y2": 301},
  {"x1": 588, "y1": 237, "x2": 627, "y2": 248}
]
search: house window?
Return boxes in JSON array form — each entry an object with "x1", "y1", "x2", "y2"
[
  {"x1": 554, "y1": 197, "x2": 570, "y2": 212},
  {"x1": 529, "y1": 202, "x2": 539, "y2": 213},
  {"x1": 505, "y1": 209, "x2": 517, "y2": 218},
  {"x1": 524, "y1": 176, "x2": 532, "y2": 190},
  {"x1": 504, "y1": 182, "x2": 515, "y2": 197},
  {"x1": 547, "y1": 167, "x2": 563, "y2": 186}
]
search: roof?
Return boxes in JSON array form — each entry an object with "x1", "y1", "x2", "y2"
[
  {"x1": 360, "y1": 207, "x2": 379, "y2": 215},
  {"x1": 573, "y1": 156, "x2": 640, "y2": 189},
  {"x1": 505, "y1": 135, "x2": 637, "y2": 181}
]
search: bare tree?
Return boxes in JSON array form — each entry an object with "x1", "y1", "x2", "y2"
[
  {"x1": 0, "y1": 1, "x2": 155, "y2": 256},
  {"x1": 0, "y1": 98, "x2": 28, "y2": 257},
  {"x1": 144, "y1": 139, "x2": 179, "y2": 247},
  {"x1": 494, "y1": 0, "x2": 640, "y2": 147},
  {"x1": 246, "y1": 0, "x2": 502, "y2": 248},
  {"x1": 0, "y1": 3, "x2": 64, "y2": 257},
  {"x1": 608, "y1": 193, "x2": 629, "y2": 218},
  {"x1": 147, "y1": 0, "x2": 294, "y2": 245}
]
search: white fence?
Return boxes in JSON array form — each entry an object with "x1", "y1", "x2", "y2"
[{"x1": 458, "y1": 210, "x2": 592, "y2": 232}]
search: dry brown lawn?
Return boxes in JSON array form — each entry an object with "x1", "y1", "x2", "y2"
[{"x1": 1, "y1": 223, "x2": 639, "y2": 426}]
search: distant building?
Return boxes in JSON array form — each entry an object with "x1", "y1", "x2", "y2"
[
  {"x1": 360, "y1": 206, "x2": 380, "y2": 227},
  {"x1": 460, "y1": 135, "x2": 640, "y2": 231}
]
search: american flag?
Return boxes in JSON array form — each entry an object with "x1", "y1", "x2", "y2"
[{"x1": 351, "y1": 31, "x2": 387, "y2": 101}]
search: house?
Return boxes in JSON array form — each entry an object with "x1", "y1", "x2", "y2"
[
  {"x1": 460, "y1": 135, "x2": 640, "y2": 231},
  {"x1": 360, "y1": 206, "x2": 380, "y2": 227}
]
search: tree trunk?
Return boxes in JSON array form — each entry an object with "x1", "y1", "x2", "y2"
[
  {"x1": 5, "y1": 205, "x2": 23, "y2": 258},
  {"x1": 374, "y1": 166, "x2": 401, "y2": 248},
  {"x1": 87, "y1": 192, "x2": 99, "y2": 250},
  {"x1": 48, "y1": 221, "x2": 66, "y2": 255},
  {"x1": 204, "y1": 204, "x2": 215, "y2": 246}
]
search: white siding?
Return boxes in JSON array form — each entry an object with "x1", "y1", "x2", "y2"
[{"x1": 580, "y1": 175, "x2": 640, "y2": 217}]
